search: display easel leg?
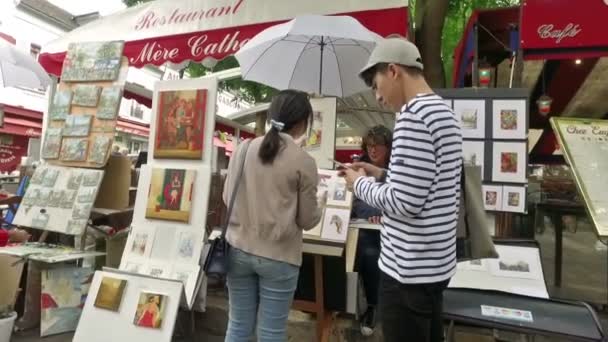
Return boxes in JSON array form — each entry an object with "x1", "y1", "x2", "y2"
[{"x1": 553, "y1": 212, "x2": 563, "y2": 287}]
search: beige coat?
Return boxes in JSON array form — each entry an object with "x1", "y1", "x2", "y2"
[{"x1": 223, "y1": 133, "x2": 321, "y2": 266}]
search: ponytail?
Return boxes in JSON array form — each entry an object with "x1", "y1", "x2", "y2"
[{"x1": 258, "y1": 128, "x2": 282, "y2": 164}]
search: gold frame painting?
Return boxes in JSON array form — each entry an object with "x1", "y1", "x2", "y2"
[{"x1": 145, "y1": 168, "x2": 196, "y2": 223}]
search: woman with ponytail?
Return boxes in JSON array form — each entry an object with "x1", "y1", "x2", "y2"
[{"x1": 222, "y1": 89, "x2": 322, "y2": 342}]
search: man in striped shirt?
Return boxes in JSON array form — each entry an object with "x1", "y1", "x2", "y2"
[{"x1": 342, "y1": 37, "x2": 462, "y2": 342}]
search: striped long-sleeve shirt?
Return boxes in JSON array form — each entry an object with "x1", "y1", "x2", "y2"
[{"x1": 354, "y1": 93, "x2": 462, "y2": 284}]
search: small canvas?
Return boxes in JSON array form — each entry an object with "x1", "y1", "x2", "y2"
[
  {"x1": 133, "y1": 292, "x2": 166, "y2": 329},
  {"x1": 154, "y1": 89, "x2": 207, "y2": 159},
  {"x1": 63, "y1": 115, "x2": 92, "y2": 137},
  {"x1": 49, "y1": 89, "x2": 72, "y2": 121},
  {"x1": 492, "y1": 100, "x2": 527, "y2": 139},
  {"x1": 42, "y1": 128, "x2": 63, "y2": 159},
  {"x1": 40, "y1": 267, "x2": 94, "y2": 337},
  {"x1": 146, "y1": 168, "x2": 195, "y2": 223},
  {"x1": 72, "y1": 85, "x2": 102, "y2": 107},
  {"x1": 97, "y1": 86, "x2": 122, "y2": 120},
  {"x1": 462, "y1": 141, "x2": 485, "y2": 178},
  {"x1": 492, "y1": 142, "x2": 527, "y2": 183},
  {"x1": 94, "y1": 277, "x2": 126, "y2": 312},
  {"x1": 502, "y1": 185, "x2": 526, "y2": 213},
  {"x1": 62, "y1": 41, "x2": 124, "y2": 82},
  {"x1": 453, "y1": 100, "x2": 486, "y2": 139},
  {"x1": 482, "y1": 185, "x2": 503, "y2": 211},
  {"x1": 88, "y1": 136, "x2": 111, "y2": 165},
  {"x1": 60, "y1": 138, "x2": 89, "y2": 161},
  {"x1": 320, "y1": 207, "x2": 350, "y2": 242}
]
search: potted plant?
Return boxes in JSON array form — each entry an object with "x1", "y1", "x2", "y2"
[{"x1": 0, "y1": 305, "x2": 17, "y2": 342}]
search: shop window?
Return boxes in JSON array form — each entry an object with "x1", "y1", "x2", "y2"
[
  {"x1": 131, "y1": 141, "x2": 141, "y2": 153},
  {"x1": 130, "y1": 102, "x2": 144, "y2": 119},
  {"x1": 115, "y1": 135, "x2": 123, "y2": 143}
]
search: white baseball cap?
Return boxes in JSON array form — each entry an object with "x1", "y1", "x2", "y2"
[{"x1": 359, "y1": 37, "x2": 424, "y2": 77}]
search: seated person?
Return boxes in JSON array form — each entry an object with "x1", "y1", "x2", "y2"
[{"x1": 351, "y1": 125, "x2": 392, "y2": 336}]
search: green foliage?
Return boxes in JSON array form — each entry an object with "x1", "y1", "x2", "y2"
[{"x1": 122, "y1": 0, "x2": 153, "y2": 6}]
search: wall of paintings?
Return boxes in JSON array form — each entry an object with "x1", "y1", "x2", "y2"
[
  {"x1": 44, "y1": 41, "x2": 127, "y2": 168},
  {"x1": 438, "y1": 88, "x2": 529, "y2": 214}
]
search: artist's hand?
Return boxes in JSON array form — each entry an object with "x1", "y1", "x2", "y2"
[
  {"x1": 341, "y1": 167, "x2": 366, "y2": 191},
  {"x1": 351, "y1": 162, "x2": 384, "y2": 181},
  {"x1": 9, "y1": 229, "x2": 30, "y2": 243},
  {"x1": 368, "y1": 216, "x2": 382, "y2": 224}
]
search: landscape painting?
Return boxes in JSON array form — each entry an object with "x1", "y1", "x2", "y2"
[
  {"x1": 42, "y1": 128, "x2": 63, "y2": 159},
  {"x1": 72, "y1": 85, "x2": 102, "y2": 107},
  {"x1": 63, "y1": 115, "x2": 92, "y2": 137},
  {"x1": 62, "y1": 41, "x2": 124, "y2": 82},
  {"x1": 96, "y1": 86, "x2": 122, "y2": 120},
  {"x1": 40, "y1": 267, "x2": 94, "y2": 337},
  {"x1": 154, "y1": 89, "x2": 207, "y2": 159},
  {"x1": 146, "y1": 168, "x2": 196, "y2": 223},
  {"x1": 49, "y1": 89, "x2": 72, "y2": 121},
  {"x1": 60, "y1": 138, "x2": 88, "y2": 161},
  {"x1": 88, "y1": 136, "x2": 111, "y2": 165}
]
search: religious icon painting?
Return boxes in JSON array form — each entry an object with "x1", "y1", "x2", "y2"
[
  {"x1": 49, "y1": 89, "x2": 72, "y2": 121},
  {"x1": 154, "y1": 89, "x2": 207, "y2": 159},
  {"x1": 60, "y1": 138, "x2": 89, "y2": 162},
  {"x1": 320, "y1": 207, "x2": 350, "y2": 242},
  {"x1": 133, "y1": 292, "x2": 166, "y2": 329},
  {"x1": 146, "y1": 168, "x2": 196, "y2": 223},
  {"x1": 96, "y1": 86, "x2": 122, "y2": 120},
  {"x1": 72, "y1": 85, "x2": 102, "y2": 107},
  {"x1": 88, "y1": 136, "x2": 111, "y2": 165},
  {"x1": 42, "y1": 128, "x2": 63, "y2": 159},
  {"x1": 62, "y1": 41, "x2": 124, "y2": 82},
  {"x1": 94, "y1": 277, "x2": 127, "y2": 312},
  {"x1": 492, "y1": 100, "x2": 527, "y2": 139},
  {"x1": 63, "y1": 115, "x2": 92, "y2": 137},
  {"x1": 492, "y1": 142, "x2": 527, "y2": 183}
]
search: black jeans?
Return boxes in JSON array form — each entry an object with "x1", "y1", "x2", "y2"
[
  {"x1": 379, "y1": 272, "x2": 449, "y2": 342},
  {"x1": 355, "y1": 229, "x2": 381, "y2": 306}
]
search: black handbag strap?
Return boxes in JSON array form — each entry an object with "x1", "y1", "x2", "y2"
[
  {"x1": 221, "y1": 139, "x2": 251, "y2": 239},
  {"x1": 460, "y1": 161, "x2": 470, "y2": 237}
]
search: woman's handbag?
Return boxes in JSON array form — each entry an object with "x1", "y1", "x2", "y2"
[
  {"x1": 203, "y1": 140, "x2": 251, "y2": 276},
  {"x1": 456, "y1": 164, "x2": 499, "y2": 261}
]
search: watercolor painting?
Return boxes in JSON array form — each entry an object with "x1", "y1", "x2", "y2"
[
  {"x1": 320, "y1": 207, "x2": 350, "y2": 242},
  {"x1": 508, "y1": 192, "x2": 520, "y2": 207},
  {"x1": 154, "y1": 89, "x2": 207, "y2": 159},
  {"x1": 461, "y1": 108, "x2": 478, "y2": 130},
  {"x1": 500, "y1": 152, "x2": 518, "y2": 173},
  {"x1": 133, "y1": 292, "x2": 166, "y2": 329},
  {"x1": 42, "y1": 128, "x2": 63, "y2": 159},
  {"x1": 94, "y1": 277, "x2": 127, "y2": 312},
  {"x1": 49, "y1": 89, "x2": 72, "y2": 121},
  {"x1": 146, "y1": 168, "x2": 195, "y2": 223},
  {"x1": 485, "y1": 191, "x2": 498, "y2": 206},
  {"x1": 147, "y1": 266, "x2": 165, "y2": 278},
  {"x1": 48, "y1": 190, "x2": 64, "y2": 207},
  {"x1": 65, "y1": 219, "x2": 87, "y2": 235},
  {"x1": 305, "y1": 111, "x2": 322, "y2": 149},
  {"x1": 66, "y1": 171, "x2": 83, "y2": 190},
  {"x1": 40, "y1": 267, "x2": 93, "y2": 337},
  {"x1": 42, "y1": 168, "x2": 60, "y2": 187},
  {"x1": 59, "y1": 190, "x2": 77, "y2": 209},
  {"x1": 30, "y1": 168, "x2": 46, "y2": 185},
  {"x1": 492, "y1": 100, "x2": 527, "y2": 140},
  {"x1": 96, "y1": 86, "x2": 122, "y2": 120},
  {"x1": 72, "y1": 203, "x2": 92, "y2": 220},
  {"x1": 130, "y1": 232, "x2": 150, "y2": 257},
  {"x1": 77, "y1": 187, "x2": 97, "y2": 203},
  {"x1": 60, "y1": 138, "x2": 88, "y2": 161},
  {"x1": 88, "y1": 136, "x2": 111, "y2": 165},
  {"x1": 63, "y1": 115, "x2": 92, "y2": 137},
  {"x1": 500, "y1": 110, "x2": 518, "y2": 130},
  {"x1": 175, "y1": 231, "x2": 196, "y2": 260},
  {"x1": 72, "y1": 85, "x2": 102, "y2": 107},
  {"x1": 62, "y1": 41, "x2": 124, "y2": 82},
  {"x1": 82, "y1": 171, "x2": 103, "y2": 187}
]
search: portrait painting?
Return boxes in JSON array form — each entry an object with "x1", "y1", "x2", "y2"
[
  {"x1": 133, "y1": 292, "x2": 166, "y2": 329},
  {"x1": 72, "y1": 85, "x2": 102, "y2": 107},
  {"x1": 62, "y1": 41, "x2": 124, "y2": 82},
  {"x1": 146, "y1": 168, "x2": 196, "y2": 223},
  {"x1": 60, "y1": 138, "x2": 88, "y2": 162},
  {"x1": 94, "y1": 277, "x2": 126, "y2": 312},
  {"x1": 154, "y1": 89, "x2": 207, "y2": 159},
  {"x1": 305, "y1": 111, "x2": 323, "y2": 149},
  {"x1": 40, "y1": 267, "x2": 93, "y2": 336},
  {"x1": 49, "y1": 89, "x2": 72, "y2": 121},
  {"x1": 96, "y1": 86, "x2": 122, "y2": 120},
  {"x1": 63, "y1": 115, "x2": 92, "y2": 137},
  {"x1": 42, "y1": 128, "x2": 63, "y2": 159}
]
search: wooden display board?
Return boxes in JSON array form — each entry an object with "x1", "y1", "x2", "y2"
[{"x1": 551, "y1": 117, "x2": 608, "y2": 238}]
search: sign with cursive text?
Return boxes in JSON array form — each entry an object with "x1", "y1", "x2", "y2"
[{"x1": 537, "y1": 23, "x2": 581, "y2": 44}]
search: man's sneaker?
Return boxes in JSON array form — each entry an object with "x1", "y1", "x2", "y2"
[{"x1": 360, "y1": 306, "x2": 377, "y2": 337}]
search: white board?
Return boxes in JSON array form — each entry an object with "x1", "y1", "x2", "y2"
[{"x1": 73, "y1": 270, "x2": 182, "y2": 342}]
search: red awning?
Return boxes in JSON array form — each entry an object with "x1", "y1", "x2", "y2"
[
  {"x1": 116, "y1": 118, "x2": 150, "y2": 137},
  {"x1": 0, "y1": 117, "x2": 42, "y2": 137}
]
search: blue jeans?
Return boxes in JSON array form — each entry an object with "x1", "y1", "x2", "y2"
[{"x1": 225, "y1": 248, "x2": 299, "y2": 342}]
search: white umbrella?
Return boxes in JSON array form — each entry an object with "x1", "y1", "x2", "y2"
[
  {"x1": 235, "y1": 15, "x2": 382, "y2": 97},
  {"x1": 0, "y1": 40, "x2": 51, "y2": 89}
]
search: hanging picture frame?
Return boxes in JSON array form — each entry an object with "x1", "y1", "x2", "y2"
[
  {"x1": 491, "y1": 142, "x2": 527, "y2": 183},
  {"x1": 492, "y1": 100, "x2": 527, "y2": 139},
  {"x1": 502, "y1": 185, "x2": 526, "y2": 213},
  {"x1": 482, "y1": 185, "x2": 503, "y2": 211},
  {"x1": 463, "y1": 141, "x2": 485, "y2": 178},
  {"x1": 453, "y1": 99, "x2": 486, "y2": 139}
]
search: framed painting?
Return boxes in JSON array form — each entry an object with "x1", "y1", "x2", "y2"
[
  {"x1": 146, "y1": 168, "x2": 196, "y2": 223},
  {"x1": 501, "y1": 185, "x2": 526, "y2": 213},
  {"x1": 62, "y1": 41, "x2": 124, "y2": 82},
  {"x1": 154, "y1": 89, "x2": 207, "y2": 159},
  {"x1": 453, "y1": 100, "x2": 486, "y2": 139},
  {"x1": 482, "y1": 185, "x2": 503, "y2": 211},
  {"x1": 133, "y1": 292, "x2": 166, "y2": 329},
  {"x1": 60, "y1": 138, "x2": 89, "y2": 162},
  {"x1": 320, "y1": 207, "x2": 350, "y2": 242},
  {"x1": 63, "y1": 115, "x2": 92, "y2": 137},
  {"x1": 94, "y1": 277, "x2": 127, "y2": 312},
  {"x1": 72, "y1": 85, "x2": 102, "y2": 107},
  {"x1": 49, "y1": 89, "x2": 72, "y2": 121},
  {"x1": 326, "y1": 176, "x2": 353, "y2": 207},
  {"x1": 42, "y1": 128, "x2": 62, "y2": 159},
  {"x1": 492, "y1": 100, "x2": 527, "y2": 139},
  {"x1": 97, "y1": 86, "x2": 122, "y2": 120},
  {"x1": 491, "y1": 142, "x2": 527, "y2": 183},
  {"x1": 463, "y1": 141, "x2": 485, "y2": 178}
]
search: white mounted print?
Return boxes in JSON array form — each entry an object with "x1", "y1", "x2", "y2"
[
  {"x1": 463, "y1": 141, "x2": 485, "y2": 178},
  {"x1": 502, "y1": 185, "x2": 526, "y2": 213},
  {"x1": 453, "y1": 100, "x2": 486, "y2": 138},
  {"x1": 492, "y1": 100, "x2": 527, "y2": 139},
  {"x1": 490, "y1": 245, "x2": 541, "y2": 280},
  {"x1": 492, "y1": 142, "x2": 527, "y2": 183},
  {"x1": 482, "y1": 185, "x2": 503, "y2": 211},
  {"x1": 320, "y1": 207, "x2": 350, "y2": 242}
]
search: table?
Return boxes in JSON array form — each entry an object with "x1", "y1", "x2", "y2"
[{"x1": 535, "y1": 200, "x2": 587, "y2": 287}]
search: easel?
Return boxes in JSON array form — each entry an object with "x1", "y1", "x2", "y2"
[{"x1": 292, "y1": 254, "x2": 335, "y2": 342}]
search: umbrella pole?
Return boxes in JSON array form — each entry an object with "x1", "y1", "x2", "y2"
[{"x1": 319, "y1": 36, "x2": 325, "y2": 95}]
